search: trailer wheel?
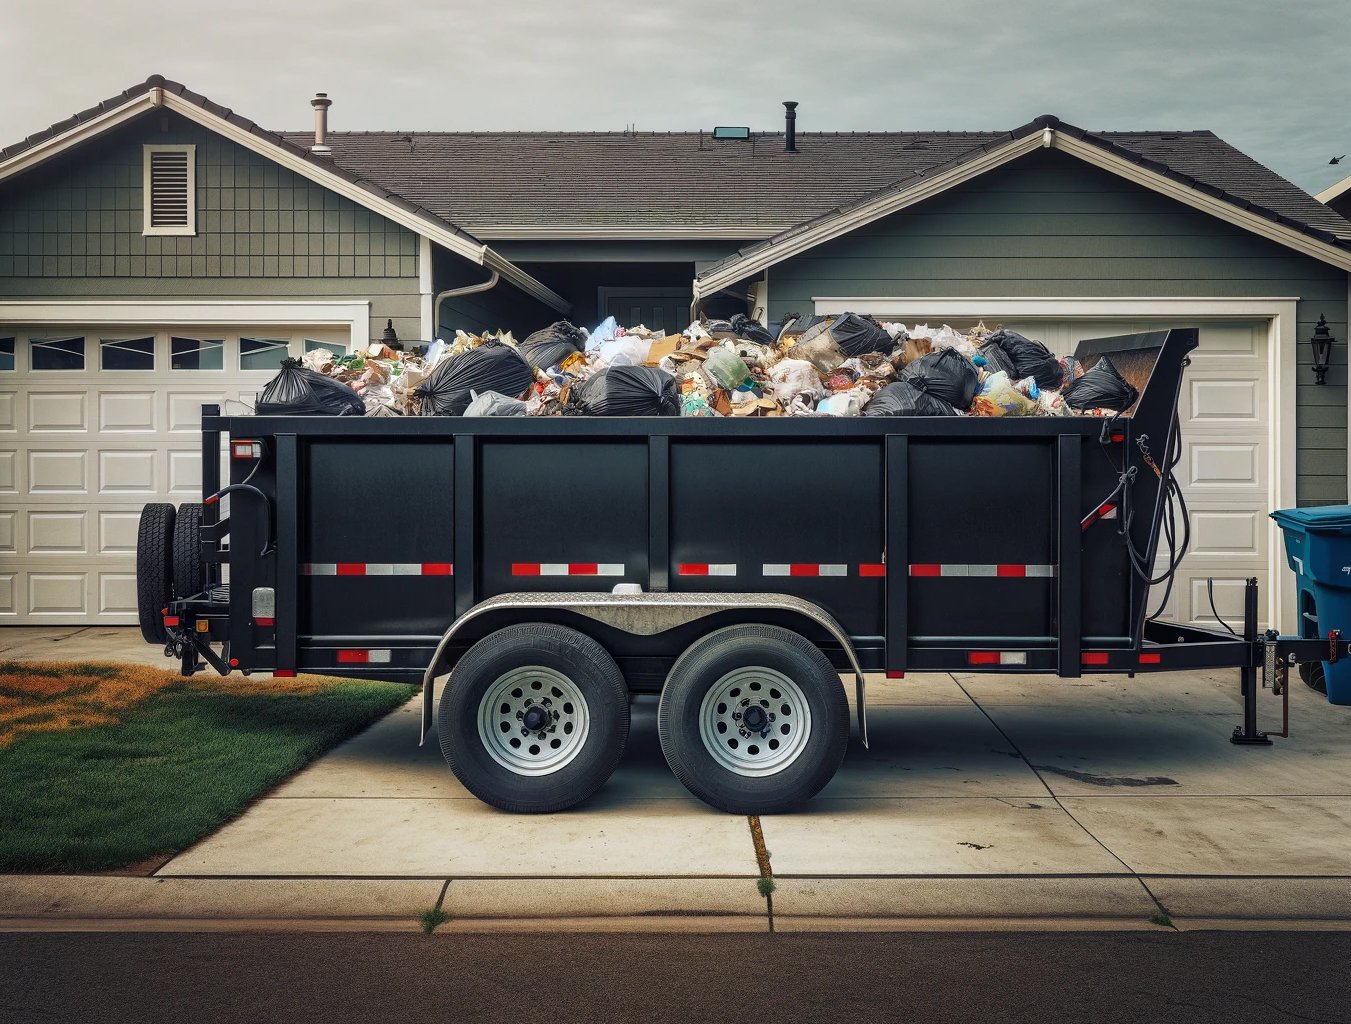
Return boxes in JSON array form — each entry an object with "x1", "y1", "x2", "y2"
[
  {"x1": 438, "y1": 623, "x2": 630, "y2": 813},
  {"x1": 1300, "y1": 661, "x2": 1327, "y2": 694},
  {"x1": 136, "y1": 503, "x2": 176, "y2": 645},
  {"x1": 657, "y1": 624, "x2": 849, "y2": 814},
  {"x1": 172, "y1": 503, "x2": 205, "y2": 599}
]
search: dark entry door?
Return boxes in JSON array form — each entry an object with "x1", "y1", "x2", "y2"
[{"x1": 598, "y1": 287, "x2": 690, "y2": 334}]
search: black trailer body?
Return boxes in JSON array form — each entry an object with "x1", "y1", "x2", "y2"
[{"x1": 147, "y1": 328, "x2": 1305, "y2": 813}]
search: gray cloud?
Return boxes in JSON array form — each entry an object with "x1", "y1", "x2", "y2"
[{"x1": 3, "y1": 0, "x2": 1348, "y2": 193}]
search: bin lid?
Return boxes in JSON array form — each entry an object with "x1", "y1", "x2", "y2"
[{"x1": 1271, "y1": 505, "x2": 1351, "y2": 532}]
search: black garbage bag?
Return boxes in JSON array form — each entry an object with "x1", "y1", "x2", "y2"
[
  {"x1": 520, "y1": 321, "x2": 586, "y2": 371},
  {"x1": 981, "y1": 329, "x2": 1063, "y2": 391},
  {"x1": 570, "y1": 365, "x2": 680, "y2": 416},
  {"x1": 899, "y1": 348, "x2": 980, "y2": 410},
  {"x1": 973, "y1": 343, "x2": 1016, "y2": 378},
  {"x1": 416, "y1": 342, "x2": 534, "y2": 416},
  {"x1": 1062, "y1": 355, "x2": 1139, "y2": 412},
  {"x1": 863, "y1": 380, "x2": 957, "y2": 417},
  {"x1": 829, "y1": 313, "x2": 892, "y2": 357},
  {"x1": 729, "y1": 313, "x2": 774, "y2": 346},
  {"x1": 256, "y1": 358, "x2": 365, "y2": 416}
]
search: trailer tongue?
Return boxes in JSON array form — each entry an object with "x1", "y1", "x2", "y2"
[{"x1": 142, "y1": 327, "x2": 1325, "y2": 813}]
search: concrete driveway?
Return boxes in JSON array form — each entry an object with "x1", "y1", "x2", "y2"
[{"x1": 5, "y1": 626, "x2": 1351, "y2": 930}]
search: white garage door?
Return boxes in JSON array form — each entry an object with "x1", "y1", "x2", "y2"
[
  {"x1": 1001, "y1": 319, "x2": 1270, "y2": 629},
  {"x1": 1, "y1": 326, "x2": 351, "y2": 625}
]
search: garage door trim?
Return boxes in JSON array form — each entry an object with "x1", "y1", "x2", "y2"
[{"x1": 812, "y1": 296, "x2": 1299, "y2": 630}]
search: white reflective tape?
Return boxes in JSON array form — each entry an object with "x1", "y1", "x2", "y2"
[
  {"x1": 1294, "y1": 556, "x2": 1305, "y2": 575},
  {"x1": 596, "y1": 564, "x2": 626, "y2": 576},
  {"x1": 1024, "y1": 565, "x2": 1056, "y2": 578},
  {"x1": 708, "y1": 564, "x2": 738, "y2": 576},
  {"x1": 365, "y1": 563, "x2": 395, "y2": 576},
  {"x1": 303, "y1": 563, "x2": 337, "y2": 576},
  {"x1": 393, "y1": 563, "x2": 423, "y2": 575},
  {"x1": 964, "y1": 564, "x2": 996, "y2": 577},
  {"x1": 539, "y1": 563, "x2": 570, "y2": 576},
  {"x1": 819, "y1": 564, "x2": 848, "y2": 577},
  {"x1": 934, "y1": 564, "x2": 1056, "y2": 578},
  {"x1": 762, "y1": 564, "x2": 791, "y2": 577},
  {"x1": 941, "y1": 564, "x2": 970, "y2": 577},
  {"x1": 367, "y1": 649, "x2": 392, "y2": 664},
  {"x1": 999, "y1": 651, "x2": 1028, "y2": 665}
]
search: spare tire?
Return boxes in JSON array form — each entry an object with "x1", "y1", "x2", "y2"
[
  {"x1": 136, "y1": 503, "x2": 176, "y2": 644},
  {"x1": 173, "y1": 503, "x2": 205, "y2": 599}
]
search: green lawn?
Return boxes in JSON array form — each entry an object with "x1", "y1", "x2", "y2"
[{"x1": 0, "y1": 663, "x2": 411, "y2": 872}]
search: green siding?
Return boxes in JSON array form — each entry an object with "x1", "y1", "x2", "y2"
[
  {"x1": 769, "y1": 149, "x2": 1349, "y2": 506},
  {"x1": 0, "y1": 111, "x2": 422, "y2": 340}
]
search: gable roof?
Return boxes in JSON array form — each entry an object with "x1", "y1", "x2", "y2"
[
  {"x1": 1316, "y1": 172, "x2": 1351, "y2": 206},
  {"x1": 0, "y1": 76, "x2": 570, "y2": 313},
  {"x1": 277, "y1": 124, "x2": 1351, "y2": 247},
  {"x1": 694, "y1": 115, "x2": 1351, "y2": 299}
]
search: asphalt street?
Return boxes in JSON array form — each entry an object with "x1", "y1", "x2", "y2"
[{"x1": 1, "y1": 931, "x2": 1346, "y2": 1024}]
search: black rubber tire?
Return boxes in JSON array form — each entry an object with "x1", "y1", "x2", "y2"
[
  {"x1": 438, "y1": 623, "x2": 630, "y2": 813},
  {"x1": 1300, "y1": 661, "x2": 1327, "y2": 694},
  {"x1": 172, "y1": 503, "x2": 205, "y2": 599},
  {"x1": 136, "y1": 503, "x2": 176, "y2": 645},
  {"x1": 657, "y1": 624, "x2": 849, "y2": 814}
]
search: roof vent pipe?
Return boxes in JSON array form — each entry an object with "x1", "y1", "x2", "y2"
[
  {"x1": 311, "y1": 93, "x2": 332, "y2": 157},
  {"x1": 783, "y1": 101, "x2": 798, "y2": 153}
]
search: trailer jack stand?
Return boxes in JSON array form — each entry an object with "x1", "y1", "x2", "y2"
[{"x1": 1230, "y1": 577, "x2": 1273, "y2": 746}]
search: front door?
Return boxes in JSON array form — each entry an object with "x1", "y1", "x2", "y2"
[{"x1": 597, "y1": 287, "x2": 690, "y2": 335}]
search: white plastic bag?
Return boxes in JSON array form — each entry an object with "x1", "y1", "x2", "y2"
[
  {"x1": 816, "y1": 390, "x2": 868, "y2": 417},
  {"x1": 586, "y1": 316, "x2": 618, "y2": 352},
  {"x1": 464, "y1": 390, "x2": 529, "y2": 417},
  {"x1": 596, "y1": 335, "x2": 653, "y2": 367},
  {"x1": 768, "y1": 359, "x2": 825, "y2": 406},
  {"x1": 929, "y1": 324, "x2": 976, "y2": 358}
]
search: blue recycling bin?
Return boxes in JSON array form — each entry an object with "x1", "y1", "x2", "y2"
[{"x1": 1271, "y1": 504, "x2": 1351, "y2": 704}]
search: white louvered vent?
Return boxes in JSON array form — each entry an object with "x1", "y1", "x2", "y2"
[{"x1": 143, "y1": 145, "x2": 196, "y2": 235}]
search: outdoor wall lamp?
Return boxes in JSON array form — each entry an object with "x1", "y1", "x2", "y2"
[{"x1": 1311, "y1": 314, "x2": 1335, "y2": 385}]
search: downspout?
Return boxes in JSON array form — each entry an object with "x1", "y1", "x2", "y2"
[{"x1": 432, "y1": 270, "x2": 500, "y2": 340}]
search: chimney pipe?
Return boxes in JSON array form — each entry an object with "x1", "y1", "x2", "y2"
[
  {"x1": 311, "y1": 93, "x2": 332, "y2": 157},
  {"x1": 783, "y1": 101, "x2": 798, "y2": 153}
]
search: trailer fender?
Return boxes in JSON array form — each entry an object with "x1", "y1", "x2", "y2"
[{"x1": 420, "y1": 591, "x2": 868, "y2": 749}]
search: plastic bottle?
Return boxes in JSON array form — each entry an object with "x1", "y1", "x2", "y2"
[{"x1": 704, "y1": 346, "x2": 751, "y2": 390}]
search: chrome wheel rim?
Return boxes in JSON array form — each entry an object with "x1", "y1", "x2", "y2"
[
  {"x1": 698, "y1": 667, "x2": 812, "y2": 777},
  {"x1": 477, "y1": 666, "x2": 590, "y2": 776}
]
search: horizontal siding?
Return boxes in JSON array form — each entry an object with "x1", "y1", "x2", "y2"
[{"x1": 769, "y1": 148, "x2": 1348, "y2": 507}]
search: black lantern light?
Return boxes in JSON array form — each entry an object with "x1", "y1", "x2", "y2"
[{"x1": 1311, "y1": 314, "x2": 1335, "y2": 385}]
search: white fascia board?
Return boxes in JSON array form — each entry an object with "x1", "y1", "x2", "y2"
[
  {"x1": 1315, "y1": 173, "x2": 1351, "y2": 204},
  {"x1": 155, "y1": 95, "x2": 570, "y2": 314},
  {"x1": 475, "y1": 225, "x2": 784, "y2": 240},
  {"x1": 1049, "y1": 133, "x2": 1351, "y2": 273},
  {"x1": 693, "y1": 133, "x2": 1046, "y2": 300},
  {"x1": 0, "y1": 91, "x2": 161, "y2": 184},
  {"x1": 810, "y1": 296, "x2": 1303, "y2": 318}
]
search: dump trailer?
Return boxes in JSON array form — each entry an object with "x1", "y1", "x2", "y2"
[{"x1": 137, "y1": 328, "x2": 1337, "y2": 814}]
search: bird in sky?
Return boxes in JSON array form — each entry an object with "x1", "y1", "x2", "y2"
[{"x1": 1331, "y1": 155, "x2": 1346, "y2": 165}]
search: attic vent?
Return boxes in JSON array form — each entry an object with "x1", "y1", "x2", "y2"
[{"x1": 143, "y1": 145, "x2": 196, "y2": 236}]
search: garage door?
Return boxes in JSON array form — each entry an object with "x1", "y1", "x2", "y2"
[
  {"x1": 1, "y1": 326, "x2": 351, "y2": 625},
  {"x1": 1000, "y1": 319, "x2": 1270, "y2": 629}
]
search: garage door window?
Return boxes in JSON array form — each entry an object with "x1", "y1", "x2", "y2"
[
  {"x1": 170, "y1": 336, "x2": 224, "y2": 371},
  {"x1": 31, "y1": 336, "x2": 85, "y2": 370},
  {"x1": 0, "y1": 338, "x2": 13, "y2": 371},
  {"x1": 239, "y1": 337, "x2": 288, "y2": 371},
  {"x1": 100, "y1": 336, "x2": 156, "y2": 371}
]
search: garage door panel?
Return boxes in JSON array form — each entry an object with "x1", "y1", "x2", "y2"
[
  {"x1": 0, "y1": 391, "x2": 15, "y2": 431},
  {"x1": 27, "y1": 391, "x2": 87, "y2": 432},
  {"x1": 98, "y1": 391, "x2": 158, "y2": 433},
  {"x1": 0, "y1": 573, "x2": 14, "y2": 616},
  {"x1": 97, "y1": 573, "x2": 138, "y2": 617},
  {"x1": 1187, "y1": 378, "x2": 1264, "y2": 423},
  {"x1": 0, "y1": 450, "x2": 15, "y2": 493},
  {"x1": 27, "y1": 572, "x2": 87, "y2": 615},
  {"x1": 98, "y1": 449, "x2": 157, "y2": 495},
  {"x1": 1187, "y1": 508, "x2": 1265, "y2": 557},
  {"x1": 98, "y1": 509, "x2": 142, "y2": 555},
  {"x1": 28, "y1": 450, "x2": 87, "y2": 494},
  {"x1": 0, "y1": 509, "x2": 14, "y2": 553},
  {"x1": 1186, "y1": 441, "x2": 1264, "y2": 489},
  {"x1": 168, "y1": 449, "x2": 202, "y2": 495},
  {"x1": 169, "y1": 393, "x2": 224, "y2": 433},
  {"x1": 28, "y1": 509, "x2": 87, "y2": 553}
]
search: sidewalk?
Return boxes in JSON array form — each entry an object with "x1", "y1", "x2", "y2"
[{"x1": 4, "y1": 627, "x2": 1351, "y2": 932}]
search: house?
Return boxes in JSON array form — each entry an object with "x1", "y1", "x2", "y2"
[
  {"x1": 2, "y1": 75, "x2": 1348, "y2": 631},
  {"x1": 1318, "y1": 173, "x2": 1351, "y2": 221}
]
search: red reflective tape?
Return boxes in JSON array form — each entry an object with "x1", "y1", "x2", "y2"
[
  {"x1": 679, "y1": 563, "x2": 710, "y2": 576},
  {"x1": 422, "y1": 563, "x2": 454, "y2": 576},
  {"x1": 273, "y1": 669, "x2": 296, "y2": 678},
  {"x1": 163, "y1": 615, "x2": 180, "y2": 627},
  {"x1": 859, "y1": 563, "x2": 886, "y2": 577},
  {"x1": 886, "y1": 671, "x2": 906, "y2": 679},
  {"x1": 254, "y1": 617, "x2": 275, "y2": 627},
  {"x1": 511, "y1": 564, "x2": 541, "y2": 576},
  {"x1": 1082, "y1": 651, "x2": 1111, "y2": 666},
  {"x1": 204, "y1": 494, "x2": 220, "y2": 506},
  {"x1": 228, "y1": 658, "x2": 239, "y2": 667},
  {"x1": 968, "y1": 651, "x2": 1001, "y2": 665},
  {"x1": 569, "y1": 563, "x2": 599, "y2": 576},
  {"x1": 790, "y1": 564, "x2": 819, "y2": 577},
  {"x1": 910, "y1": 564, "x2": 942, "y2": 577},
  {"x1": 1139, "y1": 652, "x2": 1162, "y2": 665},
  {"x1": 337, "y1": 650, "x2": 369, "y2": 664},
  {"x1": 996, "y1": 564, "x2": 1026, "y2": 578},
  {"x1": 336, "y1": 563, "x2": 366, "y2": 576}
]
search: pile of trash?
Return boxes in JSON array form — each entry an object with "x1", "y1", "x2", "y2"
[{"x1": 256, "y1": 313, "x2": 1139, "y2": 419}]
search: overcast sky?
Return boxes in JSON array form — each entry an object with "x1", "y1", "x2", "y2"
[{"x1": 3, "y1": 0, "x2": 1348, "y2": 194}]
